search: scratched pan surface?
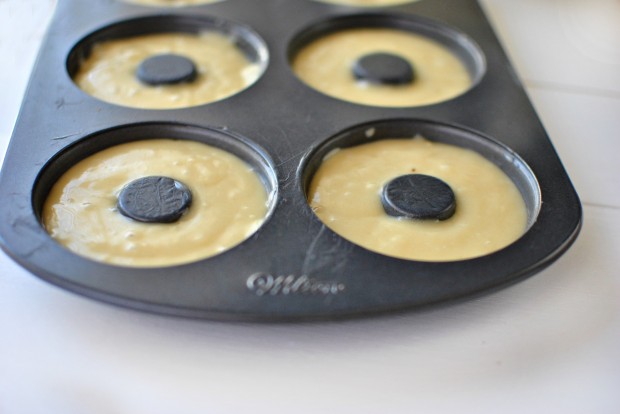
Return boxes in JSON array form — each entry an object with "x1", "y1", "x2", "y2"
[{"x1": 0, "y1": 0, "x2": 581, "y2": 321}]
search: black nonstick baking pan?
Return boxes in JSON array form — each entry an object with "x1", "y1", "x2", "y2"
[{"x1": 0, "y1": 0, "x2": 582, "y2": 321}]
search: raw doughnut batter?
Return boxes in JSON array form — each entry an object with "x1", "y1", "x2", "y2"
[
  {"x1": 292, "y1": 28, "x2": 472, "y2": 107},
  {"x1": 308, "y1": 137, "x2": 527, "y2": 261},
  {"x1": 73, "y1": 32, "x2": 261, "y2": 109},
  {"x1": 43, "y1": 139, "x2": 269, "y2": 267}
]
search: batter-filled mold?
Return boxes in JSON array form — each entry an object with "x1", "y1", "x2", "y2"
[
  {"x1": 37, "y1": 124, "x2": 277, "y2": 267},
  {"x1": 67, "y1": 15, "x2": 268, "y2": 109},
  {"x1": 302, "y1": 119, "x2": 540, "y2": 262},
  {"x1": 289, "y1": 13, "x2": 485, "y2": 107}
]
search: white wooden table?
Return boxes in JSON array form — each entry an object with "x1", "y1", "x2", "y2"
[{"x1": 1, "y1": 1, "x2": 619, "y2": 412}]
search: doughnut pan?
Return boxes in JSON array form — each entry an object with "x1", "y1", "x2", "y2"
[{"x1": 0, "y1": 0, "x2": 582, "y2": 321}]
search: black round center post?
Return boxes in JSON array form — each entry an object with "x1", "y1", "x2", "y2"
[
  {"x1": 118, "y1": 176, "x2": 192, "y2": 224},
  {"x1": 352, "y1": 52, "x2": 415, "y2": 85},
  {"x1": 381, "y1": 174, "x2": 456, "y2": 220},
  {"x1": 136, "y1": 53, "x2": 198, "y2": 86}
]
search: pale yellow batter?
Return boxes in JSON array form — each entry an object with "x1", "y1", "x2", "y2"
[
  {"x1": 43, "y1": 140, "x2": 270, "y2": 267},
  {"x1": 292, "y1": 28, "x2": 472, "y2": 107},
  {"x1": 314, "y1": 0, "x2": 417, "y2": 6},
  {"x1": 122, "y1": 0, "x2": 222, "y2": 7},
  {"x1": 74, "y1": 32, "x2": 262, "y2": 109},
  {"x1": 308, "y1": 137, "x2": 528, "y2": 261}
]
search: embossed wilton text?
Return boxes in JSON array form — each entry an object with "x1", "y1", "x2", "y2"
[{"x1": 246, "y1": 273, "x2": 345, "y2": 296}]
